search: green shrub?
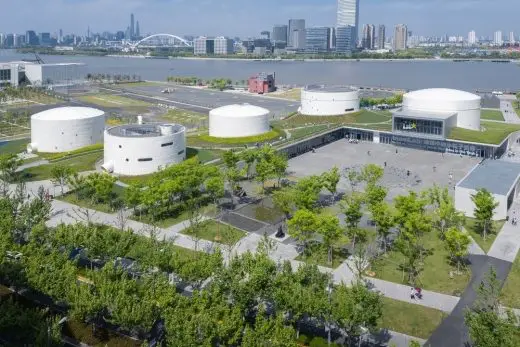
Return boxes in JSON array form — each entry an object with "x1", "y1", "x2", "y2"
[{"x1": 38, "y1": 143, "x2": 104, "y2": 161}]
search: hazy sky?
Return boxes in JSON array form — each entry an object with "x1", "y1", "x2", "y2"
[{"x1": 0, "y1": 0, "x2": 518, "y2": 38}]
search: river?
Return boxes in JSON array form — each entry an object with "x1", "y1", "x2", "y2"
[{"x1": 1, "y1": 50, "x2": 520, "y2": 92}]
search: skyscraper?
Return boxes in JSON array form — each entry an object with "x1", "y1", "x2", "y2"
[
  {"x1": 494, "y1": 31, "x2": 503, "y2": 46},
  {"x1": 272, "y1": 25, "x2": 288, "y2": 44},
  {"x1": 337, "y1": 0, "x2": 360, "y2": 42},
  {"x1": 468, "y1": 30, "x2": 476, "y2": 45},
  {"x1": 130, "y1": 13, "x2": 135, "y2": 40},
  {"x1": 377, "y1": 25, "x2": 386, "y2": 49},
  {"x1": 361, "y1": 24, "x2": 375, "y2": 49},
  {"x1": 288, "y1": 19, "x2": 305, "y2": 48},
  {"x1": 510, "y1": 31, "x2": 515, "y2": 44},
  {"x1": 305, "y1": 27, "x2": 331, "y2": 53},
  {"x1": 393, "y1": 24, "x2": 408, "y2": 51},
  {"x1": 336, "y1": 25, "x2": 356, "y2": 53},
  {"x1": 136, "y1": 21, "x2": 140, "y2": 38}
]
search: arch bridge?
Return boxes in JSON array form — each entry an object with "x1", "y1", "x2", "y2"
[{"x1": 133, "y1": 34, "x2": 193, "y2": 48}]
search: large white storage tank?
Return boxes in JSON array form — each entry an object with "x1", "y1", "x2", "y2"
[
  {"x1": 28, "y1": 106, "x2": 105, "y2": 153},
  {"x1": 102, "y1": 123, "x2": 186, "y2": 176},
  {"x1": 209, "y1": 104, "x2": 270, "y2": 138},
  {"x1": 300, "y1": 85, "x2": 360, "y2": 116},
  {"x1": 403, "y1": 88, "x2": 481, "y2": 131}
]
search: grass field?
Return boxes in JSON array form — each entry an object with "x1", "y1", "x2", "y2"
[
  {"x1": 78, "y1": 94, "x2": 151, "y2": 108},
  {"x1": 58, "y1": 184, "x2": 125, "y2": 213},
  {"x1": 187, "y1": 129, "x2": 284, "y2": 147},
  {"x1": 20, "y1": 152, "x2": 102, "y2": 181},
  {"x1": 500, "y1": 253, "x2": 520, "y2": 308},
  {"x1": 0, "y1": 138, "x2": 29, "y2": 154},
  {"x1": 130, "y1": 204, "x2": 215, "y2": 228},
  {"x1": 288, "y1": 125, "x2": 333, "y2": 141},
  {"x1": 280, "y1": 110, "x2": 393, "y2": 129},
  {"x1": 296, "y1": 242, "x2": 349, "y2": 269},
  {"x1": 157, "y1": 108, "x2": 208, "y2": 128},
  {"x1": 481, "y1": 109, "x2": 505, "y2": 121},
  {"x1": 449, "y1": 121, "x2": 520, "y2": 144},
  {"x1": 464, "y1": 218, "x2": 505, "y2": 253},
  {"x1": 181, "y1": 220, "x2": 246, "y2": 246},
  {"x1": 0, "y1": 121, "x2": 31, "y2": 138},
  {"x1": 371, "y1": 231, "x2": 471, "y2": 296},
  {"x1": 271, "y1": 88, "x2": 302, "y2": 101},
  {"x1": 379, "y1": 297, "x2": 446, "y2": 339}
]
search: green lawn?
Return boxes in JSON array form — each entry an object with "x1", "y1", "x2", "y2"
[
  {"x1": 288, "y1": 125, "x2": 331, "y2": 141},
  {"x1": 271, "y1": 88, "x2": 302, "y2": 101},
  {"x1": 500, "y1": 253, "x2": 520, "y2": 308},
  {"x1": 464, "y1": 218, "x2": 505, "y2": 253},
  {"x1": 481, "y1": 109, "x2": 505, "y2": 121},
  {"x1": 130, "y1": 204, "x2": 215, "y2": 228},
  {"x1": 157, "y1": 108, "x2": 208, "y2": 128},
  {"x1": 181, "y1": 220, "x2": 246, "y2": 246},
  {"x1": 0, "y1": 138, "x2": 29, "y2": 155},
  {"x1": 296, "y1": 242, "x2": 349, "y2": 269},
  {"x1": 57, "y1": 184, "x2": 125, "y2": 213},
  {"x1": 280, "y1": 110, "x2": 392, "y2": 130},
  {"x1": 449, "y1": 121, "x2": 520, "y2": 144},
  {"x1": 78, "y1": 94, "x2": 151, "y2": 108},
  {"x1": 379, "y1": 297, "x2": 446, "y2": 339},
  {"x1": 20, "y1": 152, "x2": 102, "y2": 181},
  {"x1": 186, "y1": 147, "x2": 222, "y2": 163},
  {"x1": 0, "y1": 121, "x2": 31, "y2": 138},
  {"x1": 187, "y1": 129, "x2": 284, "y2": 147},
  {"x1": 371, "y1": 231, "x2": 471, "y2": 296}
]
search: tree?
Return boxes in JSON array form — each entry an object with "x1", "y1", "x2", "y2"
[
  {"x1": 241, "y1": 149, "x2": 259, "y2": 180},
  {"x1": 288, "y1": 209, "x2": 318, "y2": 256},
  {"x1": 341, "y1": 193, "x2": 364, "y2": 249},
  {"x1": 370, "y1": 201, "x2": 395, "y2": 253},
  {"x1": 293, "y1": 176, "x2": 323, "y2": 211},
  {"x1": 427, "y1": 185, "x2": 464, "y2": 237},
  {"x1": 331, "y1": 282, "x2": 383, "y2": 344},
  {"x1": 471, "y1": 189, "x2": 498, "y2": 240},
  {"x1": 222, "y1": 149, "x2": 240, "y2": 170},
  {"x1": 315, "y1": 213, "x2": 342, "y2": 265},
  {"x1": 255, "y1": 158, "x2": 273, "y2": 189},
  {"x1": 242, "y1": 308, "x2": 298, "y2": 347},
  {"x1": 0, "y1": 153, "x2": 22, "y2": 185},
  {"x1": 272, "y1": 187, "x2": 295, "y2": 220},
  {"x1": 444, "y1": 227, "x2": 471, "y2": 273},
  {"x1": 271, "y1": 153, "x2": 288, "y2": 187},
  {"x1": 465, "y1": 268, "x2": 518, "y2": 347},
  {"x1": 321, "y1": 166, "x2": 341, "y2": 202},
  {"x1": 393, "y1": 191, "x2": 432, "y2": 285},
  {"x1": 50, "y1": 165, "x2": 74, "y2": 195}
]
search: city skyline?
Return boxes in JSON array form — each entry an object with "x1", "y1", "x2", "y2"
[{"x1": 0, "y1": 0, "x2": 519, "y2": 38}]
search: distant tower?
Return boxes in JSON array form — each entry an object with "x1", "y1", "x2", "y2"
[
  {"x1": 337, "y1": 0, "x2": 360, "y2": 43},
  {"x1": 393, "y1": 24, "x2": 408, "y2": 51},
  {"x1": 135, "y1": 21, "x2": 140, "y2": 38},
  {"x1": 378, "y1": 25, "x2": 386, "y2": 49},
  {"x1": 130, "y1": 13, "x2": 135, "y2": 39}
]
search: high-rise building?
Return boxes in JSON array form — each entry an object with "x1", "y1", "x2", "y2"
[
  {"x1": 291, "y1": 29, "x2": 306, "y2": 50},
  {"x1": 58, "y1": 29, "x2": 63, "y2": 44},
  {"x1": 377, "y1": 25, "x2": 386, "y2": 49},
  {"x1": 305, "y1": 27, "x2": 331, "y2": 53},
  {"x1": 393, "y1": 24, "x2": 408, "y2": 51},
  {"x1": 468, "y1": 30, "x2": 477, "y2": 45},
  {"x1": 287, "y1": 19, "x2": 305, "y2": 47},
  {"x1": 288, "y1": 19, "x2": 305, "y2": 47},
  {"x1": 194, "y1": 37, "x2": 233, "y2": 55},
  {"x1": 328, "y1": 27, "x2": 336, "y2": 50},
  {"x1": 25, "y1": 30, "x2": 39, "y2": 46},
  {"x1": 337, "y1": 0, "x2": 360, "y2": 43},
  {"x1": 272, "y1": 25, "x2": 288, "y2": 44},
  {"x1": 136, "y1": 21, "x2": 140, "y2": 38},
  {"x1": 494, "y1": 31, "x2": 503, "y2": 46},
  {"x1": 336, "y1": 25, "x2": 356, "y2": 53},
  {"x1": 130, "y1": 13, "x2": 135, "y2": 40},
  {"x1": 361, "y1": 24, "x2": 375, "y2": 49},
  {"x1": 5, "y1": 34, "x2": 14, "y2": 48},
  {"x1": 509, "y1": 31, "x2": 515, "y2": 44}
]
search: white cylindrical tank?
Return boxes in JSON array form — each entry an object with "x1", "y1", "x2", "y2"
[
  {"x1": 403, "y1": 88, "x2": 481, "y2": 131},
  {"x1": 29, "y1": 106, "x2": 105, "y2": 153},
  {"x1": 209, "y1": 104, "x2": 270, "y2": 138},
  {"x1": 300, "y1": 85, "x2": 360, "y2": 116},
  {"x1": 103, "y1": 123, "x2": 186, "y2": 176}
]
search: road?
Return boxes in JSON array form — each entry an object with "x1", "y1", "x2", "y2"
[{"x1": 499, "y1": 95, "x2": 520, "y2": 124}]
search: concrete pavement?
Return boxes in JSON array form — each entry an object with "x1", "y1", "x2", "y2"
[{"x1": 499, "y1": 95, "x2": 520, "y2": 124}]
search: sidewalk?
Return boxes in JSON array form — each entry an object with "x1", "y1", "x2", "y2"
[{"x1": 488, "y1": 218, "x2": 520, "y2": 262}]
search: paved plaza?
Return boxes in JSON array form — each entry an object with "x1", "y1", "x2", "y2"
[{"x1": 288, "y1": 139, "x2": 481, "y2": 199}]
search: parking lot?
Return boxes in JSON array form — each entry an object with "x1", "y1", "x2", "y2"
[{"x1": 288, "y1": 139, "x2": 481, "y2": 199}]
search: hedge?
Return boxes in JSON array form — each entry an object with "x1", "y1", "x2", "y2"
[{"x1": 196, "y1": 128, "x2": 284, "y2": 145}]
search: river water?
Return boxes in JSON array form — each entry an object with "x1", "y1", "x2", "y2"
[{"x1": 1, "y1": 50, "x2": 520, "y2": 92}]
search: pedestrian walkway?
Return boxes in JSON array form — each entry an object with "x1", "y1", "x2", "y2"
[{"x1": 488, "y1": 218, "x2": 520, "y2": 262}]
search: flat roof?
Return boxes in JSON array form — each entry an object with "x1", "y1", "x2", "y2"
[
  {"x1": 32, "y1": 106, "x2": 104, "y2": 121},
  {"x1": 305, "y1": 84, "x2": 357, "y2": 93},
  {"x1": 107, "y1": 123, "x2": 184, "y2": 138},
  {"x1": 393, "y1": 108, "x2": 456, "y2": 121},
  {"x1": 457, "y1": 160, "x2": 520, "y2": 196}
]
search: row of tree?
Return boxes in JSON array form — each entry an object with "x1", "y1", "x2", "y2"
[
  {"x1": 0, "y1": 85, "x2": 60, "y2": 104},
  {"x1": 166, "y1": 76, "x2": 240, "y2": 91},
  {"x1": 0, "y1": 185, "x2": 388, "y2": 346},
  {"x1": 360, "y1": 94, "x2": 404, "y2": 108},
  {"x1": 86, "y1": 73, "x2": 142, "y2": 83}
]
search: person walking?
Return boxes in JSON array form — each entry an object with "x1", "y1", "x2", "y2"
[{"x1": 410, "y1": 287, "x2": 416, "y2": 300}]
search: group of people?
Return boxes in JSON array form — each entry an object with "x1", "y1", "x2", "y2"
[{"x1": 410, "y1": 287, "x2": 423, "y2": 300}]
